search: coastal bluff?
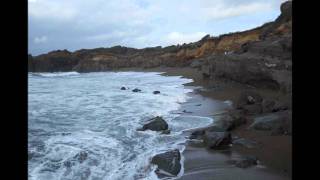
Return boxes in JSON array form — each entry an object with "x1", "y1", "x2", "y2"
[{"x1": 29, "y1": 1, "x2": 291, "y2": 93}]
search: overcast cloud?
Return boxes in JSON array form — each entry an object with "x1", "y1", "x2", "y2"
[{"x1": 28, "y1": 0, "x2": 284, "y2": 55}]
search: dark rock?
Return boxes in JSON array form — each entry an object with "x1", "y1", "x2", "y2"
[
  {"x1": 139, "y1": 116, "x2": 168, "y2": 131},
  {"x1": 214, "y1": 110, "x2": 247, "y2": 131},
  {"x1": 189, "y1": 129, "x2": 205, "y2": 139},
  {"x1": 63, "y1": 151, "x2": 88, "y2": 168},
  {"x1": 182, "y1": 110, "x2": 192, "y2": 113},
  {"x1": 151, "y1": 149, "x2": 181, "y2": 176},
  {"x1": 153, "y1": 91, "x2": 160, "y2": 94},
  {"x1": 120, "y1": 87, "x2": 126, "y2": 90},
  {"x1": 249, "y1": 110, "x2": 292, "y2": 135},
  {"x1": 262, "y1": 99, "x2": 276, "y2": 113},
  {"x1": 233, "y1": 156, "x2": 258, "y2": 168},
  {"x1": 161, "y1": 129, "x2": 171, "y2": 134},
  {"x1": 236, "y1": 91, "x2": 263, "y2": 108},
  {"x1": 242, "y1": 104, "x2": 263, "y2": 115},
  {"x1": 232, "y1": 138, "x2": 258, "y2": 149},
  {"x1": 203, "y1": 131, "x2": 232, "y2": 149},
  {"x1": 132, "y1": 88, "x2": 141, "y2": 92},
  {"x1": 74, "y1": 151, "x2": 88, "y2": 163}
]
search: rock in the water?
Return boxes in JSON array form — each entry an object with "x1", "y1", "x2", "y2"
[
  {"x1": 189, "y1": 129, "x2": 205, "y2": 139},
  {"x1": 249, "y1": 110, "x2": 291, "y2": 135},
  {"x1": 151, "y1": 149, "x2": 181, "y2": 176},
  {"x1": 153, "y1": 91, "x2": 160, "y2": 94},
  {"x1": 139, "y1": 116, "x2": 168, "y2": 131},
  {"x1": 63, "y1": 151, "x2": 88, "y2": 168},
  {"x1": 74, "y1": 151, "x2": 88, "y2": 163},
  {"x1": 182, "y1": 110, "x2": 192, "y2": 113},
  {"x1": 232, "y1": 138, "x2": 258, "y2": 149},
  {"x1": 161, "y1": 129, "x2": 171, "y2": 134},
  {"x1": 120, "y1": 87, "x2": 126, "y2": 90},
  {"x1": 203, "y1": 131, "x2": 232, "y2": 149},
  {"x1": 132, "y1": 88, "x2": 141, "y2": 92}
]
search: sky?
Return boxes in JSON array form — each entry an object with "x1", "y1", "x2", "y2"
[{"x1": 28, "y1": 0, "x2": 286, "y2": 55}]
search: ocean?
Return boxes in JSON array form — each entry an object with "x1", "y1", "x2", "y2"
[{"x1": 28, "y1": 72, "x2": 215, "y2": 180}]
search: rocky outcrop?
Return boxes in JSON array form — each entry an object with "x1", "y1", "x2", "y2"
[
  {"x1": 151, "y1": 149, "x2": 181, "y2": 177},
  {"x1": 198, "y1": 1, "x2": 292, "y2": 92},
  {"x1": 138, "y1": 116, "x2": 169, "y2": 132},
  {"x1": 203, "y1": 131, "x2": 232, "y2": 149},
  {"x1": 235, "y1": 91, "x2": 263, "y2": 115},
  {"x1": 249, "y1": 110, "x2": 292, "y2": 135}
]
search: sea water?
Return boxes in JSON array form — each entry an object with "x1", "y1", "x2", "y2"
[{"x1": 28, "y1": 72, "x2": 214, "y2": 180}]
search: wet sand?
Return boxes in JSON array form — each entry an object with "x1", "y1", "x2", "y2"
[{"x1": 117, "y1": 67, "x2": 292, "y2": 179}]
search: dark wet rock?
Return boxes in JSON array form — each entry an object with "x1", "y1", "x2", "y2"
[
  {"x1": 75, "y1": 151, "x2": 88, "y2": 163},
  {"x1": 153, "y1": 91, "x2": 160, "y2": 94},
  {"x1": 189, "y1": 129, "x2": 205, "y2": 139},
  {"x1": 249, "y1": 110, "x2": 292, "y2": 135},
  {"x1": 206, "y1": 125, "x2": 228, "y2": 132},
  {"x1": 232, "y1": 138, "x2": 258, "y2": 149},
  {"x1": 236, "y1": 91, "x2": 263, "y2": 108},
  {"x1": 63, "y1": 151, "x2": 88, "y2": 168},
  {"x1": 229, "y1": 156, "x2": 258, "y2": 168},
  {"x1": 138, "y1": 116, "x2": 168, "y2": 131},
  {"x1": 61, "y1": 132, "x2": 71, "y2": 136},
  {"x1": 182, "y1": 110, "x2": 192, "y2": 113},
  {"x1": 242, "y1": 104, "x2": 263, "y2": 115},
  {"x1": 262, "y1": 99, "x2": 276, "y2": 113},
  {"x1": 151, "y1": 149, "x2": 181, "y2": 176},
  {"x1": 214, "y1": 115, "x2": 234, "y2": 131},
  {"x1": 120, "y1": 87, "x2": 126, "y2": 90},
  {"x1": 161, "y1": 129, "x2": 171, "y2": 134},
  {"x1": 203, "y1": 131, "x2": 232, "y2": 149},
  {"x1": 132, "y1": 88, "x2": 141, "y2": 92},
  {"x1": 214, "y1": 110, "x2": 247, "y2": 131}
]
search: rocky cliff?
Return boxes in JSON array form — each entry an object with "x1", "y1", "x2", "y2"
[
  {"x1": 29, "y1": 1, "x2": 292, "y2": 93},
  {"x1": 199, "y1": 1, "x2": 292, "y2": 93}
]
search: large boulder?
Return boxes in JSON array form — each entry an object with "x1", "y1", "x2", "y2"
[
  {"x1": 189, "y1": 125, "x2": 226, "y2": 139},
  {"x1": 203, "y1": 131, "x2": 232, "y2": 149},
  {"x1": 235, "y1": 91, "x2": 263, "y2": 115},
  {"x1": 236, "y1": 91, "x2": 263, "y2": 108},
  {"x1": 249, "y1": 110, "x2": 292, "y2": 135},
  {"x1": 151, "y1": 149, "x2": 181, "y2": 177},
  {"x1": 214, "y1": 110, "x2": 247, "y2": 131},
  {"x1": 139, "y1": 116, "x2": 169, "y2": 131}
]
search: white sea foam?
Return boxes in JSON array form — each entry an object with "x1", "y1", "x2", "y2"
[
  {"x1": 28, "y1": 72, "x2": 214, "y2": 180},
  {"x1": 32, "y1": 71, "x2": 80, "y2": 77}
]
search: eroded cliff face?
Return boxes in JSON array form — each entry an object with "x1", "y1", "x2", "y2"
[
  {"x1": 200, "y1": 1, "x2": 292, "y2": 93},
  {"x1": 29, "y1": 1, "x2": 292, "y2": 93},
  {"x1": 28, "y1": 7, "x2": 272, "y2": 73}
]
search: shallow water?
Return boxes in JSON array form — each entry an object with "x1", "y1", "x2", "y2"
[{"x1": 28, "y1": 72, "x2": 218, "y2": 180}]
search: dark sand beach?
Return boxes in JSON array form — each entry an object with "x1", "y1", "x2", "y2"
[{"x1": 117, "y1": 67, "x2": 292, "y2": 179}]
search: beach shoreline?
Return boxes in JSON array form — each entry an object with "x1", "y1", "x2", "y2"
[{"x1": 115, "y1": 67, "x2": 291, "y2": 179}]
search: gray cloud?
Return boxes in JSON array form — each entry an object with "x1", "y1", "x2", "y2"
[{"x1": 28, "y1": 0, "x2": 283, "y2": 55}]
